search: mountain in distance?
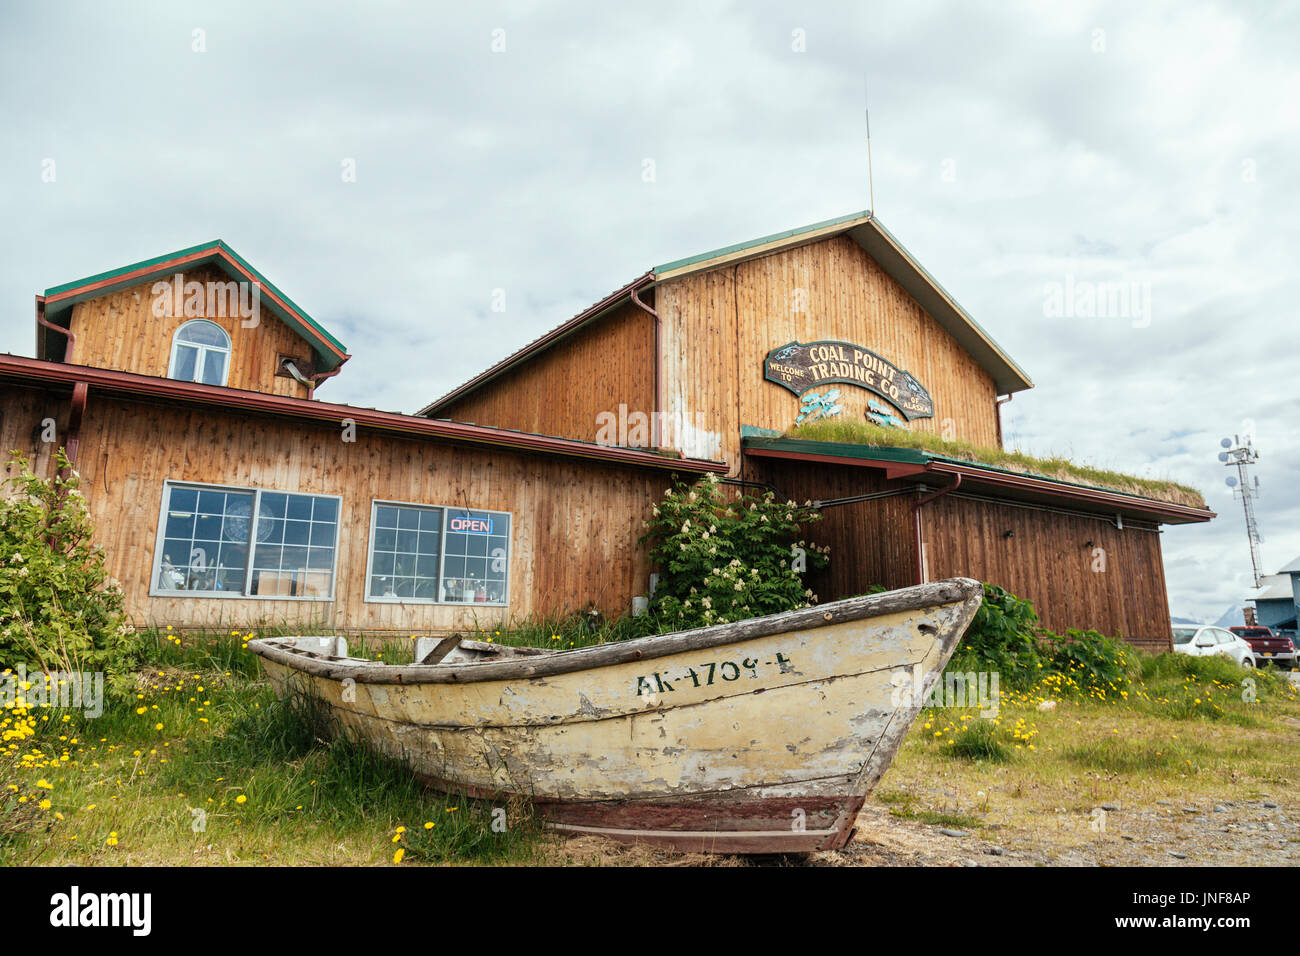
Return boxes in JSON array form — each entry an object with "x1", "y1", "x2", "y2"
[
  {"x1": 1168, "y1": 605, "x2": 1249, "y2": 628},
  {"x1": 1213, "y1": 604, "x2": 1248, "y2": 628}
]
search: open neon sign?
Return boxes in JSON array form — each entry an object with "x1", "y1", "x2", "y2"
[{"x1": 449, "y1": 515, "x2": 493, "y2": 535}]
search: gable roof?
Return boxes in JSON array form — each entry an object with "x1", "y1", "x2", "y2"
[
  {"x1": 419, "y1": 212, "x2": 1033, "y2": 417},
  {"x1": 37, "y1": 240, "x2": 350, "y2": 372},
  {"x1": 1254, "y1": 573, "x2": 1296, "y2": 601},
  {"x1": 1276, "y1": 555, "x2": 1300, "y2": 575}
]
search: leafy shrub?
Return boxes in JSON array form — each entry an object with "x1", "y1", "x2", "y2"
[
  {"x1": 947, "y1": 583, "x2": 1047, "y2": 686},
  {"x1": 0, "y1": 450, "x2": 137, "y2": 690},
  {"x1": 641, "y1": 473, "x2": 829, "y2": 630},
  {"x1": 1045, "y1": 627, "x2": 1136, "y2": 692}
]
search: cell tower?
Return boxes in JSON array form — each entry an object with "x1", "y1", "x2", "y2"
[{"x1": 1219, "y1": 435, "x2": 1262, "y2": 587}]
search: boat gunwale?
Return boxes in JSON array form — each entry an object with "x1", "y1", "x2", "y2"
[{"x1": 248, "y1": 578, "x2": 983, "y2": 686}]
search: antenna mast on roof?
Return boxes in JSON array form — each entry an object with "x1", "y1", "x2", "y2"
[
  {"x1": 864, "y1": 74, "x2": 875, "y2": 217},
  {"x1": 1219, "y1": 434, "x2": 1263, "y2": 587}
]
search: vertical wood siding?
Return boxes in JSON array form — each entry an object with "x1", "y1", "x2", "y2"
[
  {"x1": 434, "y1": 298, "x2": 657, "y2": 443},
  {"x1": 2, "y1": 386, "x2": 671, "y2": 634},
  {"x1": 64, "y1": 266, "x2": 315, "y2": 398},
  {"x1": 748, "y1": 457, "x2": 1173, "y2": 651},
  {"x1": 659, "y1": 235, "x2": 1002, "y2": 470}
]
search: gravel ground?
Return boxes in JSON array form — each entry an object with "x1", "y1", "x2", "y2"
[{"x1": 815, "y1": 798, "x2": 1300, "y2": 867}]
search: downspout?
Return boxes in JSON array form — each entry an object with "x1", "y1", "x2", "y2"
[
  {"x1": 36, "y1": 295, "x2": 75, "y2": 363},
  {"x1": 913, "y1": 473, "x2": 962, "y2": 584},
  {"x1": 629, "y1": 283, "x2": 664, "y2": 448},
  {"x1": 995, "y1": 394, "x2": 1012, "y2": 449},
  {"x1": 308, "y1": 354, "x2": 350, "y2": 396},
  {"x1": 65, "y1": 381, "x2": 88, "y2": 468}
]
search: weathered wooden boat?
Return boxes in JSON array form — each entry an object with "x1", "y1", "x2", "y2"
[{"x1": 249, "y1": 577, "x2": 982, "y2": 854}]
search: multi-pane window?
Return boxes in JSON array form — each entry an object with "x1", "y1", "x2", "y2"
[
  {"x1": 366, "y1": 502, "x2": 511, "y2": 605},
  {"x1": 153, "y1": 482, "x2": 339, "y2": 599},
  {"x1": 169, "y1": 319, "x2": 231, "y2": 386},
  {"x1": 368, "y1": 503, "x2": 443, "y2": 601}
]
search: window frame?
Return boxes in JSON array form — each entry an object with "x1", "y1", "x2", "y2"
[
  {"x1": 363, "y1": 498, "x2": 513, "y2": 607},
  {"x1": 149, "y1": 479, "x2": 341, "y2": 602},
  {"x1": 168, "y1": 319, "x2": 232, "y2": 387}
]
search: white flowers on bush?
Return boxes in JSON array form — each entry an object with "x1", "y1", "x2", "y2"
[{"x1": 642, "y1": 474, "x2": 830, "y2": 628}]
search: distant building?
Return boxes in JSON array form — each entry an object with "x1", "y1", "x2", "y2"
[{"x1": 1252, "y1": 557, "x2": 1300, "y2": 635}]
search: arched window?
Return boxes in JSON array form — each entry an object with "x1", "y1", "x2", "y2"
[{"x1": 169, "y1": 320, "x2": 231, "y2": 386}]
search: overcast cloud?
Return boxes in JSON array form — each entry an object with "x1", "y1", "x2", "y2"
[{"x1": 1, "y1": 0, "x2": 1296, "y2": 623}]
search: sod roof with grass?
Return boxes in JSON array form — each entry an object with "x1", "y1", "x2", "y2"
[{"x1": 778, "y1": 419, "x2": 1207, "y2": 510}]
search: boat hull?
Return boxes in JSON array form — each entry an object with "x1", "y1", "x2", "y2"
[{"x1": 252, "y1": 578, "x2": 982, "y2": 854}]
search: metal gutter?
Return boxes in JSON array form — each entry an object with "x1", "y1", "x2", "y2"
[
  {"x1": 0, "y1": 354, "x2": 728, "y2": 475},
  {"x1": 628, "y1": 284, "x2": 665, "y2": 440},
  {"x1": 35, "y1": 294, "x2": 73, "y2": 363}
]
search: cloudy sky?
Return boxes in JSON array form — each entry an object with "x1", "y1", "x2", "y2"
[{"x1": 1, "y1": 0, "x2": 1296, "y2": 622}]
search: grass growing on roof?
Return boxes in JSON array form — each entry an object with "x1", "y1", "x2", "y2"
[{"x1": 783, "y1": 419, "x2": 1206, "y2": 509}]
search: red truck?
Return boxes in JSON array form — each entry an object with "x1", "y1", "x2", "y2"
[{"x1": 1228, "y1": 626, "x2": 1296, "y2": 668}]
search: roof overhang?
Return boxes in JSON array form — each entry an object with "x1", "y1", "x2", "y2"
[
  {"x1": 742, "y1": 437, "x2": 1214, "y2": 525},
  {"x1": 37, "y1": 241, "x2": 350, "y2": 373},
  {"x1": 654, "y1": 212, "x2": 1032, "y2": 396},
  {"x1": 0, "y1": 353, "x2": 726, "y2": 475}
]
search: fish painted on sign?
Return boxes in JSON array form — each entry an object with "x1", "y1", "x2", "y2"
[
  {"x1": 797, "y1": 389, "x2": 842, "y2": 425},
  {"x1": 867, "y1": 398, "x2": 909, "y2": 430}
]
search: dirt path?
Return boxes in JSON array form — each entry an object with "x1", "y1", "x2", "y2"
[{"x1": 816, "y1": 798, "x2": 1300, "y2": 867}]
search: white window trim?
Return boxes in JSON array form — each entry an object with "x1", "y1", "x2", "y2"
[
  {"x1": 149, "y1": 479, "x2": 341, "y2": 602},
  {"x1": 168, "y1": 319, "x2": 232, "y2": 387},
  {"x1": 363, "y1": 498, "x2": 512, "y2": 607}
]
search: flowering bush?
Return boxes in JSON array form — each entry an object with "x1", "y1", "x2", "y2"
[
  {"x1": 641, "y1": 473, "x2": 829, "y2": 630},
  {"x1": 0, "y1": 450, "x2": 137, "y2": 689}
]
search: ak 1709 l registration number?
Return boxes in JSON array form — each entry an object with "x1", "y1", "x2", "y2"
[{"x1": 635, "y1": 653, "x2": 793, "y2": 696}]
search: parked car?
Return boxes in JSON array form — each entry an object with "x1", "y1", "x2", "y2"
[
  {"x1": 1171, "y1": 625, "x2": 1255, "y2": 667},
  {"x1": 1228, "y1": 625, "x2": 1296, "y2": 668}
]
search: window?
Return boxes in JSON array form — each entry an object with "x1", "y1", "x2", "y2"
[
  {"x1": 169, "y1": 319, "x2": 231, "y2": 386},
  {"x1": 366, "y1": 501, "x2": 511, "y2": 605},
  {"x1": 153, "y1": 481, "x2": 339, "y2": 599}
]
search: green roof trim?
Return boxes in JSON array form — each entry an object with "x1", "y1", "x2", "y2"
[
  {"x1": 654, "y1": 210, "x2": 872, "y2": 275},
  {"x1": 745, "y1": 436, "x2": 930, "y2": 466},
  {"x1": 43, "y1": 240, "x2": 222, "y2": 297},
  {"x1": 41, "y1": 240, "x2": 349, "y2": 368},
  {"x1": 742, "y1": 435, "x2": 1210, "y2": 516},
  {"x1": 649, "y1": 211, "x2": 1032, "y2": 395}
]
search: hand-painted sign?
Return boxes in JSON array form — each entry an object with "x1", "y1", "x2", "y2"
[
  {"x1": 449, "y1": 515, "x2": 493, "y2": 534},
  {"x1": 797, "y1": 389, "x2": 842, "y2": 425},
  {"x1": 763, "y1": 340, "x2": 933, "y2": 420}
]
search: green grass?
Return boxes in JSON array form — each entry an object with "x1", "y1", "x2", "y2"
[
  {"x1": 0, "y1": 628, "x2": 554, "y2": 866},
  {"x1": 6, "y1": 622, "x2": 1296, "y2": 866},
  {"x1": 888, "y1": 807, "x2": 984, "y2": 829},
  {"x1": 942, "y1": 721, "x2": 1013, "y2": 763},
  {"x1": 784, "y1": 419, "x2": 1206, "y2": 508}
]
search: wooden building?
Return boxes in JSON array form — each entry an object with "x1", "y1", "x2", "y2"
[
  {"x1": 3, "y1": 214, "x2": 1212, "y2": 647},
  {"x1": 4, "y1": 241, "x2": 724, "y2": 633},
  {"x1": 420, "y1": 212, "x2": 1213, "y2": 651}
]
